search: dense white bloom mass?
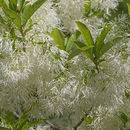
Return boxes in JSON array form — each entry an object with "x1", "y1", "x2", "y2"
[
  {"x1": 0, "y1": 0, "x2": 130, "y2": 130},
  {"x1": 91, "y1": 0, "x2": 121, "y2": 14},
  {"x1": 55, "y1": 0, "x2": 85, "y2": 32}
]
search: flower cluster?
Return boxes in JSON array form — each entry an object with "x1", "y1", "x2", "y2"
[{"x1": 0, "y1": 0, "x2": 129, "y2": 130}]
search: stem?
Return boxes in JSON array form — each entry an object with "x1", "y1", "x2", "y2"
[
  {"x1": 93, "y1": 57, "x2": 99, "y2": 73},
  {"x1": 20, "y1": 29, "x2": 26, "y2": 52},
  {"x1": 73, "y1": 107, "x2": 92, "y2": 130},
  {"x1": 45, "y1": 121, "x2": 61, "y2": 130},
  {"x1": 22, "y1": 42, "x2": 26, "y2": 52},
  {"x1": 95, "y1": 64, "x2": 99, "y2": 73}
]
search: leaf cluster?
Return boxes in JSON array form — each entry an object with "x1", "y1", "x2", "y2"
[
  {"x1": 48, "y1": 28, "x2": 81, "y2": 60},
  {"x1": 76, "y1": 21, "x2": 122, "y2": 70},
  {"x1": 49, "y1": 21, "x2": 122, "y2": 72},
  {"x1": 0, "y1": 109, "x2": 47, "y2": 130},
  {"x1": 0, "y1": 0, "x2": 47, "y2": 30},
  {"x1": 118, "y1": 112, "x2": 130, "y2": 128},
  {"x1": 0, "y1": 0, "x2": 47, "y2": 51}
]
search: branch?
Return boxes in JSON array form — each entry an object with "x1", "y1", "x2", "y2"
[
  {"x1": 20, "y1": 29, "x2": 26, "y2": 52},
  {"x1": 23, "y1": 42, "x2": 26, "y2": 52},
  {"x1": 45, "y1": 121, "x2": 61, "y2": 130},
  {"x1": 73, "y1": 107, "x2": 92, "y2": 130}
]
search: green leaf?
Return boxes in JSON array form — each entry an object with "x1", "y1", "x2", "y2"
[
  {"x1": 21, "y1": 119, "x2": 47, "y2": 130},
  {"x1": 0, "y1": 15, "x2": 6, "y2": 25},
  {"x1": 85, "y1": 116, "x2": 93, "y2": 125},
  {"x1": 0, "y1": 0, "x2": 17, "y2": 18},
  {"x1": 120, "y1": 112, "x2": 128, "y2": 126},
  {"x1": 98, "y1": 37, "x2": 122, "y2": 59},
  {"x1": 0, "y1": 111, "x2": 15, "y2": 128},
  {"x1": 5, "y1": 9, "x2": 18, "y2": 18},
  {"x1": 10, "y1": 28, "x2": 15, "y2": 37},
  {"x1": 65, "y1": 30, "x2": 80, "y2": 52},
  {"x1": 75, "y1": 41, "x2": 86, "y2": 48},
  {"x1": 0, "y1": 0, "x2": 21, "y2": 28},
  {"x1": 14, "y1": 15, "x2": 21, "y2": 29},
  {"x1": 11, "y1": 0, "x2": 17, "y2": 6},
  {"x1": 84, "y1": 0, "x2": 91, "y2": 16},
  {"x1": 64, "y1": 37, "x2": 69, "y2": 47},
  {"x1": 17, "y1": 0, "x2": 25, "y2": 11},
  {"x1": 23, "y1": 18, "x2": 34, "y2": 35},
  {"x1": 8, "y1": 0, "x2": 17, "y2": 10},
  {"x1": 83, "y1": 52, "x2": 94, "y2": 61},
  {"x1": 75, "y1": 41, "x2": 94, "y2": 61},
  {"x1": 125, "y1": 91, "x2": 130, "y2": 99},
  {"x1": 127, "y1": 3, "x2": 130, "y2": 15},
  {"x1": 76, "y1": 21, "x2": 94, "y2": 47},
  {"x1": 21, "y1": 4, "x2": 31, "y2": 25},
  {"x1": 0, "y1": 15, "x2": 8, "y2": 29},
  {"x1": 24, "y1": 1, "x2": 30, "y2": 5},
  {"x1": 22, "y1": 1, "x2": 30, "y2": 9},
  {"x1": 0, "y1": 127, "x2": 11, "y2": 130},
  {"x1": 0, "y1": 54, "x2": 5, "y2": 59},
  {"x1": 75, "y1": 41, "x2": 94, "y2": 51},
  {"x1": 76, "y1": 21, "x2": 94, "y2": 59},
  {"x1": 16, "y1": 110, "x2": 30, "y2": 130},
  {"x1": 49, "y1": 28, "x2": 65, "y2": 50},
  {"x1": 87, "y1": 12, "x2": 104, "y2": 18},
  {"x1": 36, "y1": 41, "x2": 46, "y2": 45},
  {"x1": 68, "y1": 48, "x2": 81, "y2": 60},
  {"x1": 21, "y1": 0, "x2": 47, "y2": 26},
  {"x1": 0, "y1": 0, "x2": 9, "y2": 7},
  {"x1": 95, "y1": 24, "x2": 113, "y2": 57}
]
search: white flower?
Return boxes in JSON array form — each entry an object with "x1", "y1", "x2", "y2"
[
  {"x1": 0, "y1": 0, "x2": 129, "y2": 129},
  {"x1": 91, "y1": 0, "x2": 121, "y2": 15},
  {"x1": 55, "y1": 0, "x2": 86, "y2": 32}
]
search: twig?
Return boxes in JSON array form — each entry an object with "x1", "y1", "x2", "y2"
[
  {"x1": 93, "y1": 57, "x2": 99, "y2": 73},
  {"x1": 21, "y1": 29, "x2": 26, "y2": 52},
  {"x1": 13, "y1": 112, "x2": 20, "y2": 118},
  {"x1": 95, "y1": 64, "x2": 99, "y2": 73},
  {"x1": 73, "y1": 107, "x2": 92, "y2": 130},
  {"x1": 23, "y1": 42, "x2": 26, "y2": 52},
  {"x1": 45, "y1": 121, "x2": 61, "y2": 130}
]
